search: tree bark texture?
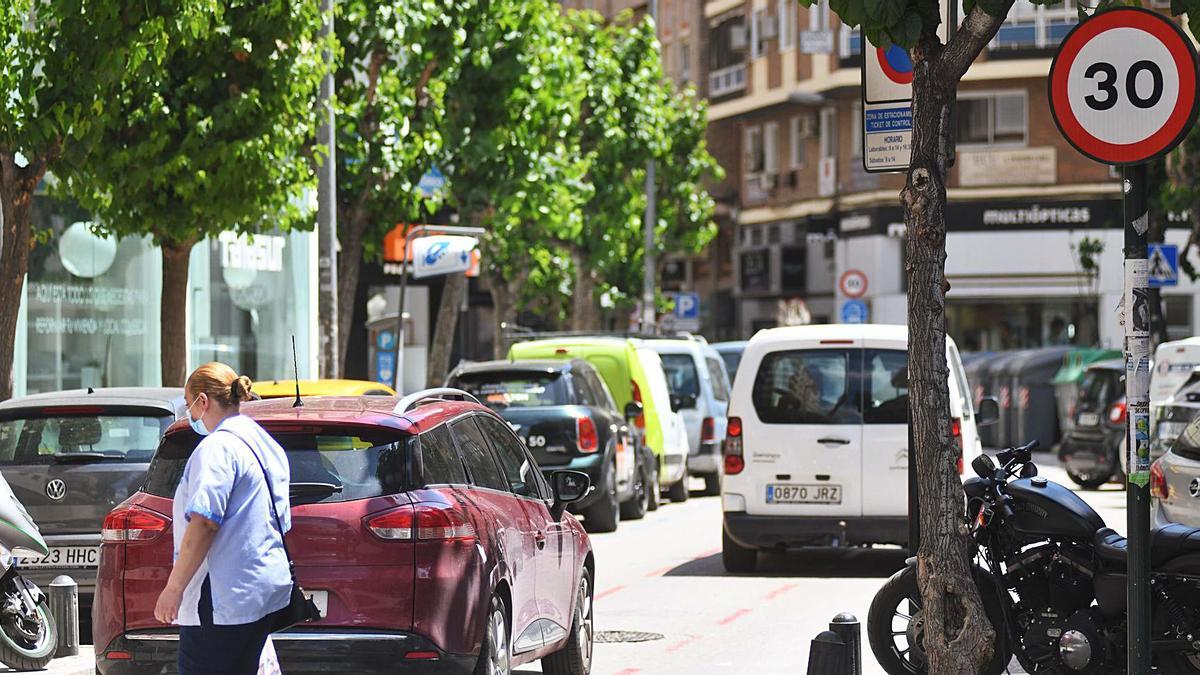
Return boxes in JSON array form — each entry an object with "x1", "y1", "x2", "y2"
[
  {"x1": 160, "y1": 238, "x2": 197, "y2": 387},
  {"x1": 335, "y1": 210, "x2": 368, "y2": 374},
  {"x1": 427, "y1": 272, "x2": 465, "y2": 387},
  {"x1": 490, "y1": 277, "x2": 517, "y2": 360},
  {"x1": 0, "y1": 154, "x2": 45, "y2": 402},
  {"x1": 905, "y1": 7, "x2": 1011, "y2": 671},
  {"x1": 570, "y1": 249, "x2": 601, "y2": 332}
]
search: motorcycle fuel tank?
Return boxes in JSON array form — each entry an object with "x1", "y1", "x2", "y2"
[{"x1": 1007, "y1": 477, "x2": 1106, "y2": 540}]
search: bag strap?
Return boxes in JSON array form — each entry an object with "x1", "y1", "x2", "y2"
[{"x1": 217, "y1": 429, "x2": 297, "y2": 578}]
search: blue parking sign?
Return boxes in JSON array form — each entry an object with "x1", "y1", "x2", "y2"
[
  {"x1": 841, "y1": 300, "x2": 869, "y2": 324},
  {"x1": 375, "y1": 352, "x2": 396, "y2": 386},
  {"x1": 377, "y1": 330, "x2": 396, "y2": 351},
  {"x1": 673, "y1": 293, "x2": 701, "y2": 320}
]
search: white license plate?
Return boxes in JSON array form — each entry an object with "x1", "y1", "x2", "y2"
[
  {"x1": 765, "y1": 484, "x2": 841, "y2": 505},
  {"x1": 14, "y1": 546, "x2": 98, "y2": 569},
  {"x1": 304, "y1": 590, "x2": 329, "y2": 618},
  {"x1": 1077, "y1": 412, "x2": 1100, "y2": 427}
]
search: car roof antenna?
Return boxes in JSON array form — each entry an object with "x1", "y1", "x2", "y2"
[{"x1": 291, "y1": 335, "x2": 303, "y2": 408}]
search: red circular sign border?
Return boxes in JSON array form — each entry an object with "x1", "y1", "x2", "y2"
[
  {"x1": 839, "y1": 269, "x2": 869, "y2": 298},
  {"x1": 1048, "y1": 7, "x2": 1199, "y2": 166}
]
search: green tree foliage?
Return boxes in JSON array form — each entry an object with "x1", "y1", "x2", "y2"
[
  {"x1": 0, "y1": 1, "x2": 209, "y2": 400},
  {"x1": 62, "y1": 0, "x2": 326, "y2": 386}
]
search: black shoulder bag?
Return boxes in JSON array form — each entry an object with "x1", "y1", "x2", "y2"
[{"x1": 220, "y1": 430, "x2": 321, "y2": 632}]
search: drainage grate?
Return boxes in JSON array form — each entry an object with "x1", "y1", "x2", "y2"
[{"x1": 595, "y1": 631, "x2": 665, "y2": 644}]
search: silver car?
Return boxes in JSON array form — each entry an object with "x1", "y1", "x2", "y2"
[{"x1": 0, "y1": 388, "x2": 184, "y2": 633}]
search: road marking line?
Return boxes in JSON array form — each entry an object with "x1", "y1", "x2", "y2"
[
  {"x1": 665, "y1": 636, "x2": 701, "y2": 653},
  {"x1": 717, "y1": 609, "x2": 751, "y2": 625},
  {"x1": 694, "y1": 548, "x2": 720, "y2": 559},
  {"x1": 764, "y1": 583, "x2": 798, "y2": 601},
  {"x1": 595, "y1": 585, "x2": 626, "y2": 601},
  {"x1": 645, "y1": 564, "x2": 675, "y2": 577},
  {"x1": 612, "y1": 669, "x2": 641, "y2": 675}
]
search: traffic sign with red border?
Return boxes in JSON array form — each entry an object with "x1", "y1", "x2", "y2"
[
  {"x1": 1049, "y1": 7, "x2": 1198, "y2": 166},
  {"x1": 839, "y1": 269, "x2": 869, "y2": 298}
]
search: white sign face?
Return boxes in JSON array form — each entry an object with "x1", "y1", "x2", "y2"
[
  {"x1": 839, "y1": 269, "x2": 868, "y2": 298},
  {"x1": 862, "y1": 103, "x2": 912, "y2": 172},
  {"x1": 863, "y1": 0, "x2": 952, "y2": 104},
  {"x1": 957, "y1": 147, "x2": 1057, "y2": 186},
  {"x1": 411, "y1": 235, "x2": 478, "y2": 279},
  {"x1": 800, "y1": 30, "x2": 834, "y2": 54}
]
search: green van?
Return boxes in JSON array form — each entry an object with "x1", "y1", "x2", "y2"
[{"x1": 509, "y1": 337, "x2": 692, "y2": 503}]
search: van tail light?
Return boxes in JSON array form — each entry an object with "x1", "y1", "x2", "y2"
[
  {"x1": 951, "y1": 417, "x2": 964, "y2": 475},
  {"x1": 366, "y1": 504, "x2": 476, "y2": 542},
  {"x1": 631, "y1": 380, "x2": 645, "y2": 429},
  {"x1": 724, "y1": 416, "x2": 744, "y2": 475},
  {"x1": 1151, "y1": 459, "x2": 1168, "y2": 500},
  {"x1": 1109, "y1": 401, "x2": 1128, "y2": 426},
  {"x1": 101, "y1": 506, "x2": 171, "y2": 543},
  {"x1": 701, "y1": 417, "x2": 716, "y2": 443},
  {"x1": 576, "y1": 416, "x2": 599, "y2": 453}
]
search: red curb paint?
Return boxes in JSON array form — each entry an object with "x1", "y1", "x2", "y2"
[
  {"x1": 595, "y1": 585, "x2": 626, "y2": 601},
  {"x1": 765, "y1": 583, "x2": 798, "y2": 601},
  {"x1": 718, "y1": 608, "x2": 752, "y2": 625}
]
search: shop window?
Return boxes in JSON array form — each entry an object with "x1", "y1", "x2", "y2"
[
  {"x1": 768, "y1": 225, "x2": 782, "y2": 244},
  {"x1": 956, "y1": 92, "x2": 1027, "y2": 147},
  {"x1": 1165, "y1": 295, "x2": 1193, "y2": 341}
]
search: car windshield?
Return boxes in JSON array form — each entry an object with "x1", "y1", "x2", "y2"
[
  {"x1": 452, "y1": 372, "x2": 572, "y2": 410},
  {"x1": 143, "y1": 428, "x2": 416, "y2": 505},
  {"x1": 0, "y1": 412, "x2": 171, "y2": 464},
  {"x1": 719, "y1": 350, "x2": 743, "y2": 381},
  {"x1": 659, "y1": 354, "x2": 701, "y2": 399}
]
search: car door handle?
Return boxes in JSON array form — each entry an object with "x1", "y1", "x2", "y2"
[
  {"x1": 817, "y1": 437, "x2": 851, "y2": 446},
  {"x1": 534, "y1": 531, "x2": 546, "y2": 549}
]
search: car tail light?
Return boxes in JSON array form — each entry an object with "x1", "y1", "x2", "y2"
[
  {"x1": 724, "y1": 416, "x2": 744, "y2": 475},
  {"x1": 405, "y1": 651, "x2": 440, "y2": 660},
  {"x1": 631, "y1": 380, "x2": 645, "y2": 429},
  {"x1": 105, "y1": 651, "x2": 132, "y2": 661},
  {"x1": 1109, "y1": 401, "x2": 1128, "y2": 426},
  {"x1": 1151, "y1": 459, "x2": 1168, "y2": 500},
  {"x1": 576, "y1": 416, "x2": 599, "y2": 453},
  {"x1": 101, "y1": 506, "x2": 170, "y2": 543},
  {"x1": 951, "y1": 417, "x2": 964, "y2": 475},
  {"x1": 366, "y1": 505, "x2": 476, "y2": 542},
  {"x1": 701, "y1": 417, "x2": 716, "y2": 443}
]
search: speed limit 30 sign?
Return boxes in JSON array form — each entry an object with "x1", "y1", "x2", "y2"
[{"x1": 1049, "y1": 7, "x2": 1198, "y2": 165}]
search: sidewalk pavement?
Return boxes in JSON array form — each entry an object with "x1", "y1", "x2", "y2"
[{"x1": 0, "y1": 648, "x2": 95, "y2": 675}]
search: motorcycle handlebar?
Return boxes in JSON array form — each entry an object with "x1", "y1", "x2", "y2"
[{"x1": 998, "y1": 440, "x2": 1040, "y2": 467}]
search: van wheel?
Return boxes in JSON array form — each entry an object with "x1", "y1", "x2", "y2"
[
  {"x1": 474, "y1": 594, "x2": 511, "y2": 675},
  {"x1": 584, "y1": 467, "x2": 619, "y2": 533},
  {"x1": 667, "y1": 476, "x2": 689, "y2": 503},
  {"x1": 703, "y1": 474, "x2": 721, "y2": 497},
  {"x1": 722, "y1": 530, "x2": 757, "y2": 573},
  {"x1": 620, "y1": 463, "x2": 649, "y2": 521}
]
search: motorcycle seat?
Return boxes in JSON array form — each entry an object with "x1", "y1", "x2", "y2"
[{"x1": 1092, "y1": 524, "x2": 1200, "y2": 567}]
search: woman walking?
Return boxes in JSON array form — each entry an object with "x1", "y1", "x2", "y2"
[{"x1": 154, "y1": 362, "x2": 293, "y2": 675}]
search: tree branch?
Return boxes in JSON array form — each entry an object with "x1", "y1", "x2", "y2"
[{"x1": 939, "y1": 3, "x2": 1015, "y2": 81}]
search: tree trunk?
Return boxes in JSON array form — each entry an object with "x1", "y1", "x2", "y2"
[
  {"x1": 0, "y1": 154, "x2": 44, "y2": 402},
  {"x1": 570, "y1": 250, "x2": 600, "y2": 331},
  {"x1": 336, "y1": 210, "x2": 367, "y2": 374},
  {"x1": 427, "y1": 272, "x2": 466, "y2": 387},
  {"x1": 904, "y1": 22, "x2": 997, "y2": 675},
  {"x1": 490, "y1": 277, "x2": 517, "y2": 360},
  {"x1": 160, "y1": 238, "x2": 197, "y2": 387}
]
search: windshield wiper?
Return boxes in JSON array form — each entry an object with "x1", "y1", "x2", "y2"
[
  {"x1": 290, "y1": 482, "x2": 343, "y2": 497},
  {"x1": 51, "y1": 453, "x2": 122, "y2": 464}
]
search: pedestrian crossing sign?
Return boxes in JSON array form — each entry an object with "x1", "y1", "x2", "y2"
[{"x1": 1149, "y1": 244, "x2": 1179, "y2": 288}]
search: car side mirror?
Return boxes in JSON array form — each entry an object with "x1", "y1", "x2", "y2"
[
  {"x1": 624, "y1": 401, "x2": 644, "y2": 421},
  {"x1": 550, "y1": 470, "x2": 591, "y2": 520},
  {"x1": 976, "y1": 397, "x2": 1000, "y2": 427}
]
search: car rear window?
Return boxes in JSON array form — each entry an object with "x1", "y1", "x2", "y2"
[
  {"x1": 719, "y1": 350, "x2": 742, "y2": 383},
  {"x1": 142, "y1": 427, "x2": 415, "y2": 504},
  {"x1": 706, "y1": 358, "x2": 730, "y2": 402},
  {"x1": 1172, "y1": 415, "x2": 1200, "y2": 462},
  {"x1": 0, "y1": 411, "x2": 171, "y2": 465},
  {"x1": 751, "y1": 350, "x2": 861, "y2": 424},
  {"x1": 1079, "y1": 370, "x2": 1118, "y2": 405},
  {"x1": 863, "y1": 349, "x2": 908, "y2": 424},
  {"x1": 660, "y1": 354, "x2": 701, "y2": 399},
  {"x1": 452, "y1": 372, "x2": 571, "y2": 410}
]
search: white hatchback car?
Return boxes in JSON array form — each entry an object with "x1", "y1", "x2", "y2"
[{"x1": 721, "y1": 324, "x2": 988, "y2": 572}]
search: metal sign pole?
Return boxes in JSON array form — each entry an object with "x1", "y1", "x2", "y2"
[{"x1": 1123, "y1": 162, "x2": 1152, "y2": 673}]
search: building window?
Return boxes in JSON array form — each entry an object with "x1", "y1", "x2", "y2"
[
  {"x1": 990, "y1": 0, "x2": 1077, "y2": 51},
  {"x1": 778, "y1": 0, "x2": 795, "y2": 51},
  {"x1": 709, "y1": 14, "x2": 748, "y2": 97},
  {"x1": 839, "y1": 26, "x2": 862, "y2": 57},
  {"x1": 751, "y1": 9, "x2": 767, "y2": 59},
  {"x1": 820, "y1": 108, "x2": 837, "y2": 159},
  {"x1": 680, "y1": 40, "x2": 691, "y2": 83},
  {"x1": 764, "y1": 122, "x2": 780, "y2": 175},
  {"x1": 809, "y1": 0, "x2": 829, "y2": 32},
  {"x1": 789, "y1": 115, "x2": 808, "y2": 168},
  {"x1": 745, "y1": 125, "x2": 764, "y2": 174},
  {"x1": 956, "y1": 91, "x2": 1027, "y2": 147},
  {"x1": 851, "y1": 101, "x2": 863, "y2": 158}
]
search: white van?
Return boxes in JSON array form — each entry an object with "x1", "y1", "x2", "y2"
[
  {"x1": 721, "y1": 324, "x2": 987, "y2": 572},
  {"x1": 1151, "y1": 338, "x2": 1200, "y2": 456}
]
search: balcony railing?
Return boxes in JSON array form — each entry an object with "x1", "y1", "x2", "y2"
[{"x1": 709, "y1": 64, "x2": 747, "y2": 98}]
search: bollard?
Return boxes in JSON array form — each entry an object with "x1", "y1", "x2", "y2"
[
  {"x1": 806, "y1": 630, "x2": 847, "y2": 675},
  {"x1": 48, "y1": 575, "x2": 78, "y2": 657},
  {"x1": 829, "y1": 613, "x2": 861, "y2": 675}
]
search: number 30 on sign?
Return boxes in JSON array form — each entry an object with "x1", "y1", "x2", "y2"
[{"x1": 1049, "y1": 7, "x2": 1198, "y2": 166}]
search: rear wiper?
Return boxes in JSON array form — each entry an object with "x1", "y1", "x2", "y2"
[
  {"x1": 51, "y1": 453, "x2": 122, "y2": 464},
  {"x1": 290, "y1": 482, "x2": 343, "y2": 497}
]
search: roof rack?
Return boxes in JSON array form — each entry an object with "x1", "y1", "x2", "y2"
[{"x1": 393, "y1": 388, "x2": 481, "y2": 415}]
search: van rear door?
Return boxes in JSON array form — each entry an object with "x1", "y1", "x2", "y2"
[
  {"x1": 859, "y1": 347, "x2": 910, "y2": 517},
  {"x1": 744, "y1": 345, "x2": 863, "y2": 518}
]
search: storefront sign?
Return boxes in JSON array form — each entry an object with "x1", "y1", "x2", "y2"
[
  {"x1": 411, "y1": 235, "x2": 478, "y2": 279},
  {"x1": 799, "y1": 30, "x2": 834, "y2": 54},
  {"x1": 957, "y1": 148, "x2": 1057, "y2": 187},
  {"x1": 219, "y1": 232, "x2": 286, "y2": 272}
]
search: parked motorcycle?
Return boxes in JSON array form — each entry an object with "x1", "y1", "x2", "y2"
[
  {"x1": 868, "y1": 440, "x2": 1200, "y2": 674},
  {"x1": 0, "y1": 473, "x2": 56, "y2": 670}
]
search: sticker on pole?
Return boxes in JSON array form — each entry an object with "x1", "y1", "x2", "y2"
[{"x1": 1049, "y1": 7, "x2": 1199, "y2": 166}]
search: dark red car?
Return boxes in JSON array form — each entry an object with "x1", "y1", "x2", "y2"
[{"x1": 93, "y1": 390, "x2": 595, "y2": 675}]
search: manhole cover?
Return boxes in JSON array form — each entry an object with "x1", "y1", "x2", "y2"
[{"x1": 595, "y1": 631, "x2": 665, "y2": 644}]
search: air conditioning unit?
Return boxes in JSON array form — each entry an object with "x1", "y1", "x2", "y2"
[{"x1": 730, "y1": 23, "x2": 748, "y2": 50}]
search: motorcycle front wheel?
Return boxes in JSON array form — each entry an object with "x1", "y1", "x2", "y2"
[
  {"x1": 0, "y1": 579, "x2": 57, "y2": 672},
  {"x1": 867, "y1": 566, "x2": 1008, "y2": 675}
]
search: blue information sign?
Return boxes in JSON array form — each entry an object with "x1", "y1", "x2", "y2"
[{"x1": 841, "y1": 299, "x2": 869, "y2": 324}]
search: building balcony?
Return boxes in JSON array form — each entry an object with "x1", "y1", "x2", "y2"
[{"x1": 709, "y1": 63, "x2": 747, "y2": 98}]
